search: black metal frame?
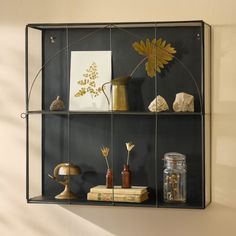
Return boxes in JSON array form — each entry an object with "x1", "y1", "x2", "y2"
[{"x1": 25, "y1": 21, "x2": 211, "y2": 208}]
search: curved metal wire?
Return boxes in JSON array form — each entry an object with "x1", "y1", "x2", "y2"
[
  {"x1": 172, "y1": 55, "x2": 203, "y2": 112},
  {"x1": 27, "y1": 25, "x2": 110, "y2": 104}
]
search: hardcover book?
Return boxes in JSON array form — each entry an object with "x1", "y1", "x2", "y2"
[
  {"x1": 87, "y1": 192, "x2": 149, "y2": 203},
  {"x1": 90, "y1": 185, "x2": 148, "y2": 195}
]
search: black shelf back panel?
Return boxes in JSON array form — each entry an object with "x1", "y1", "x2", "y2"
[{"x1": 40, "y1": 23, "x2": 205, "y2": 207}]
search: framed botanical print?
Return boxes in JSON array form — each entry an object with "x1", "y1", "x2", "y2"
[{"x1": 69, "y1": 51, "x2": 111, "y2": 111}]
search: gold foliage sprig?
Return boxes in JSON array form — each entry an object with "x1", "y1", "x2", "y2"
[
  {"x1": 132, "y1": 38, "x2": 176, "y2": 78},
  {"x1": 75, "y1": 62, "x2": 102, "y2": 98},
  {"x1": 126, "y1": 142, "x2": 135, "y2": 165},
  {"x1": 101, "y1": 146, "x2": 110, "y2": 169}
]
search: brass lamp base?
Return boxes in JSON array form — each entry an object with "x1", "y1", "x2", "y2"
[{"x1": 55, "y1": 185, "x2": 78, "y2": 200}]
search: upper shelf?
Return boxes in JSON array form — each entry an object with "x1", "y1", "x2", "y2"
[
  {"x1": 26, "y1": 21, "x2": 210, "y2": 115},
  {"x1": 27, "y1": 110, "x2": 203, "y2": 116}
]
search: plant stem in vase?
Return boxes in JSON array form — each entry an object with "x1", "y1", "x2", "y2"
[
  {"x1": 100, "y1": 146, "x2": 113, "y2": 188},
  {"x1": 121, "y1": 142, "x2": 135, "y2": 188}
]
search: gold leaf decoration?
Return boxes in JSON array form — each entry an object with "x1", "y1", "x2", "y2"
[
  {"x1": 132, "y1": 38, "x2": 176, "y2": 78},
  {"x1": 101, "y1": 147, "x2": 110, "y2": 158},
  {"x1": 74, "y1": 62, "x2": 102, "y2": 98}
]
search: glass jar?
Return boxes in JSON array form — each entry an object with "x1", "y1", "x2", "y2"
[{"x1": 163, "y1": 152, "x2": 186, "y2": 203}]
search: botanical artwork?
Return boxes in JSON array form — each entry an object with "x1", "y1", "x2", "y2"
[
  {"x1": 74, "y1": 62, "x2": 102, "y2": 98},
  {"x1": 69, "y1": 51, "x2": 111, "y2": 111}
]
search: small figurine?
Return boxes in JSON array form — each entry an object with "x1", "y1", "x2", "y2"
[{"x1": 50, "y1": 96, "x2": 65, "y2": 111}]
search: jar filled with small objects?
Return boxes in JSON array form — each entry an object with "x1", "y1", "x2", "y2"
[{"x1": 163, "y1": 152, "x2": 186, "y2": 203}]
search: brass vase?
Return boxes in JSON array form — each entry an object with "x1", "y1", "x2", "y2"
[
  {"x1": 121, "y1": 164, "x2": 131, "y2": 188},
  {"x1": 106, "y1": 168, "x2": 113, "y2": 188},
  {"x1": 102, "y1": 76, "x2": 130, "y2": 111}
]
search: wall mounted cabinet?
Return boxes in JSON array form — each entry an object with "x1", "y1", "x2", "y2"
[{"x1": 25, "y1": 21, "x2": 211, "y2": 208}]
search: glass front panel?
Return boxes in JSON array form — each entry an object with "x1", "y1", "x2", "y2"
[
  {"x1": 27, "y1": 27, "x2": 42, "y2": 111},
  {"x1": 157, "y1": 115, "x2": 203, "y2": 207},
  {"x1": 28, "y1": 114, "x2": 42, "y2": 199},
  {"x1": 110, "y1": 24, "x2": 157, "y2": 206}
]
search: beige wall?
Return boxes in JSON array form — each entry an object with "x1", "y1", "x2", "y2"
[{"x1": 1, "y1": 0, "x2": 236, "y2": 235}]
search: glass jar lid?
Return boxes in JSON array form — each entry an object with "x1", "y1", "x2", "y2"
[
  {"x1": 164, "y1": 152, "x2": 186, "y2": 162},
  {"x1": 164, "y1": 153, "x2": 186, "y2": 168}
]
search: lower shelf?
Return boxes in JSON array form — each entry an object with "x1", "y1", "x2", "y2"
[{"x1": 27, "y1": 195, "x2": 205, "y2": 209}]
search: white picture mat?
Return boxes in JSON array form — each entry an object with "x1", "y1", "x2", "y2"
[{"x1": 69, "y1": 51, "x2": 111, "y2": 111}]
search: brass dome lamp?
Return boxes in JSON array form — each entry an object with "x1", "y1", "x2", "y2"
[{"x1": 48, "y1": 163, "x2": 81, "y2": 200}]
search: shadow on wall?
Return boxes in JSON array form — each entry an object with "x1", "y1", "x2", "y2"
[
  {"x1": 61, "y1": 203, "x2": 236, "y2": 236},
  {"x1": 0, "y1": 46, "x2": 25, "y2": 126},
  {"x1": 59, "y1": 25, "x2": 236, "y2": 236}
]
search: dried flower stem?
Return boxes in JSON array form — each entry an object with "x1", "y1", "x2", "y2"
[
  {"x1": 127, "y1": 151, "x2": 130, "y2": 166},
  {"x1": 126, "y1": 142, "x2": 135, "y2": 166},
  {"x1": 101, "y1": 146, "x2": 110, "y2": 169},
  {"x1": 105, "y1": 157, "x2": 110, "y2": 169}
]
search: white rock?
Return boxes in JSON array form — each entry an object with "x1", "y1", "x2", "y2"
[
  {"x1": 148, "y1": 95, "x2": 169, "y2": 112},
  {"x1": 173, "y1": 92, "x2": 194, "y2": 112}
]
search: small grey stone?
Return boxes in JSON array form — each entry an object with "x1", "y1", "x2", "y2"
[{"x1": 50, "y1": 96, "x2": 65, "y2": 111}]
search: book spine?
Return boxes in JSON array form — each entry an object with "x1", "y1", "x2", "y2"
[{"x1": 87, "y1": 192, "x2": 148, "y2": 203}]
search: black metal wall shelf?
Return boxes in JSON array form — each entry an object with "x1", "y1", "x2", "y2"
[{"x1": 25, "y1": 21, "x2": 211, "y2": 209}]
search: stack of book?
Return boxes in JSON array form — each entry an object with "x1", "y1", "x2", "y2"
[{"x1": 87, "y1": 185, "x2": 149, "y2": 203}]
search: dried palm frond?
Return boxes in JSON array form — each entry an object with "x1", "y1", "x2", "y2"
[
  {"x1": 132, "y1": 38, "x2": 176, "y2": 78},
  {"x1": 101, "y1": 146, "x2": 110, "y2": 169}
]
